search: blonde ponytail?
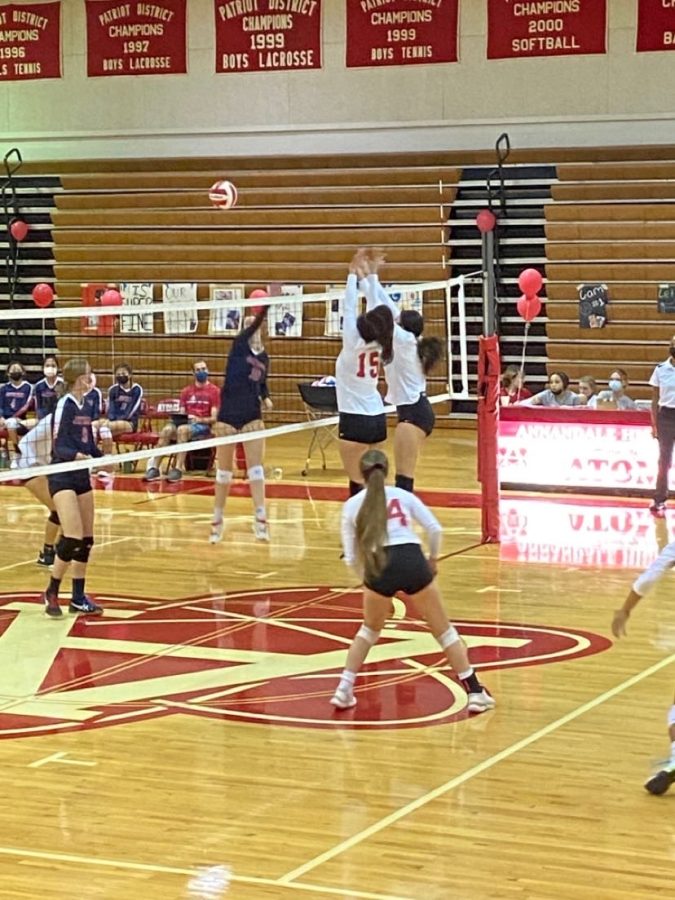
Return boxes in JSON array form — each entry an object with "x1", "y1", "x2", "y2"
[{"x1": 355, "y1": 466, "x2": 388, "y2": 580}]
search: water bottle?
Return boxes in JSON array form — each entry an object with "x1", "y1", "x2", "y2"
[{"x1": 0, "y1": 441, "x2": 8, "y2": 470}]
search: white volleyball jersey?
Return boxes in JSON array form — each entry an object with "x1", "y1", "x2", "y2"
[
  {"x1": 341, "y1": 485, "x2": 442, "y2": 566},
  {"x1": 335, "y1": 273, "x2": 385, "y2": 416},
  {"x1": 16, "y1": 415, "x2": 53, "y2": 469},
  {"x1": 633, "y1": 540, "x2": 675, "y2": 597}
]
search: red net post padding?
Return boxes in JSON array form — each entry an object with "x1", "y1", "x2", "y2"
[{"x1": 477, "y1": 335, "x2": 501, "y2": 543}]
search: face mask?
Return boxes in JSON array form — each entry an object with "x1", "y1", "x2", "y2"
[
  {"x1": 117, "y1": 374, "x2": 130, "y2": 386},
  {"x1": 195, "y1": 371, "x2": 208, "y2": 383},
  {"x1": 608, "y1": 379, "x2": 623, "y2": 393},
  {"x1": 44, "y1": 366, "x2": 57, "y2": 378},
  {"x1": 9, "y1": 370, "x2": 22, "y2": 382}
]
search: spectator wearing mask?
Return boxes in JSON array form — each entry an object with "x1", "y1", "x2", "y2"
[
  {"x1": 0, "y1": 361, "x2": 34, "y2": 462},
  {"x1": 519, "y1": 371, "x2": 581, "y2": 408},
  {"x1": 589, "y1": 369, "x2": 636, "y2": 411}
]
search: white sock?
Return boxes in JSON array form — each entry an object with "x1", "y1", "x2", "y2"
[
  {"x1": 147, "y1": 457, "x2": 157, "y2": 471},
  {"x1": 213, "y1": 505, "x2": 224, "y2": 522},
  {"x1": 338, "y1": 670, "x2": 356, "y2": 693},
  {"x1": 255, "y1": 506, "x2": 266, "y2": 520},
  {"x1": 458, "y1": 668, "x2": 473, "y2": 681}
]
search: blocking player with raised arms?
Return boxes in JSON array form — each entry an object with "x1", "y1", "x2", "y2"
[
  {"x1": 335, "y1": 250, "x2": 394, "y2": 496},
  {"x1": 612, "y1": 541, "x2": 675, "y2": 794},
  {"x1": 211, "y1": 305, "x2": 273, "y2": 543},
  {"x1": 43, "y1": 358, "x2": 103, "y2": 618},
  {"x1": 332, "y1": 449, "x2": 495, "y2": 714},
  {"x1": 360, "y1": 251, "x2": 444, "y2": 493}
]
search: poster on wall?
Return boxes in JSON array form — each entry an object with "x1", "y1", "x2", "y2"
[
  {"x1": 208, "y1": 284, "x2": 245, "y2": 335},
  {"x1": 657, "y1": 284, "x2": 675, "y2": 314},
  {"x1": 324, "y1": 284, "x2": 344, "y2": 337},
  {"x1": 0, "y1": 1, "x2": 61, "y2": 81},
  {"x1": 487, "y1": 0, "x2": 607, "y2": 60},
  {"x1": 345, "y1": 0, "x2": 459, "y2": 69},
  {"x1": 120, "y1": 282, "x2": 154, "y2": 334},
  {"x1": 162, "y1": 283, "x2": 198, "y2": 334},
  {"x1": 267, "y1": 283, "x2": 303, "y2": 339},
  {"x1": 578, "y1": 283, "x2": 609, "y2": 329},
  {"x1": 636, "y1": 0, "x2": 675, "y2": 53},
  {"x1": 85, "y1": 0, "x2": 187, "y2": 77},
  {"x1": 214, "y1": 0, "x2": 321, "y2": 73}
]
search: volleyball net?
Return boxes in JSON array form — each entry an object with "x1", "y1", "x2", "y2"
[{"x1": 0, "y1": 275, "x2": 471, "y2": 485}]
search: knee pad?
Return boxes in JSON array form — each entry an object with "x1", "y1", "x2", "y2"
[
  {"x1": 72, "y1": 536, "x2": 94, "y2": 564},
  {"x1": 99, "y1": 425, "x2": 112, "y2": 440},
  {"x1": 668, "y1": 704, "x2": 675, "y2": 728},
  {"x1": 48, "y1": 510, "x2": 60, "y2": 526},
  {"x1": 5, "y1": 417, "x2": 17, "y2": 430},
  {"x1": 437, "y1": 625, "x2": 460, "y2": 650},
  {"x1": 216, "y1": 469, "x2": 233, "y2": 485},
  {"x1": 248, "y1": 465, "x2": 264, "y2": 482},
  {"x1": 56, "y1": 536, "x2": 82, "y2": 563},
  {"x1": 356, "y1": 624, "x2": 380, "y2": 646}
]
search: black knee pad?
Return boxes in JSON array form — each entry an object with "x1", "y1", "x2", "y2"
[
  {"x1": 72, "y1": 536, "x2": 94, "y2": 563},
  {"x1": 48, "y1": 510, "x2": 60, "y2": 526},
  {"x1": 56, "y1": 536, "x2": 82, "y2": 563}
]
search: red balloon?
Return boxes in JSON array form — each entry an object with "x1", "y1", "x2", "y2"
[
  {"x1": 249, "y1": 289, "x2": 268, "y2": 299},
  {"x1": 32, "y1": 283, "x2": 54, "y2": 308},
  {"x1": 518, "y1": 268, "x2": 543, "y2": 297},
  {"x1": 10, "y1": 219, "x2": 29, "y2": 242},
  {"x1": 476, "y1": 209, "x2": 497, "y2": 234},
  {"x1": 516, "y1": 293, "x2": 542, "y2": 323},
  {"x1": 101, "y1": 289, "x2": 123, "y2": 306}
]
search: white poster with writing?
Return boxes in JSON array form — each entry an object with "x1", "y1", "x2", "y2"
[
  {"x1": 120, "y1": 282, "x2": 154, "y2": 334},
  {"x1": 162, "y1": 282, "x2": 198, "y2": 334}
]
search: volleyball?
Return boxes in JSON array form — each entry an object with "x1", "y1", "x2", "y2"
[{"x1": 209, "y1": 180, "x2": 238, "y2": 209}]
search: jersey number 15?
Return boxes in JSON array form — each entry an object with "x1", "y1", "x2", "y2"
[{"x1": 356, "y1": 350, "x2": 380, "y2": 379}]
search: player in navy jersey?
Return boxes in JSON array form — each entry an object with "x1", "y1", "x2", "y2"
[
  {"x1": 43, "y1": 358, "x2": 103, "y2": 618},
  {"x1": 335, "y1": 250, "x2": 395, "y2": 497},
  {"x1": 33, "y1": 356, "x2": 64, "y2": 421},
  {"x1": 0, "y1": 361, "x2": 34, "y2": 463},
  {"x1": 361, "y1": 251, "x2": 443, "y2": 493},
  {"x1": 332, "y1": 449, "x2": 495, "y2": 715},
  {"x1": 211, "y1": 306, "x2": 274, "y2": 543},
  {"x1": 97, "y1": 362, "x2": 144, "y2": 459}
]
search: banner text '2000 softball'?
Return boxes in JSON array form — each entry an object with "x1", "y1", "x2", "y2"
[{"x1": 487, "y1": 0, "x2": 607, "y2": 60}]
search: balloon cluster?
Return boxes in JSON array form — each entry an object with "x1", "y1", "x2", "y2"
[{"x1": 516, "y1": 268, "x2": 543, "y2": 323}]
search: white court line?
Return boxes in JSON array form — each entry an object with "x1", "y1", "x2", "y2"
[
  {"x1": 0, "y1": 535, "x2": 133, "y2": 574},
  {"x1": 0, "y1": 847, "x2": 412, "y2": 900},
  {"x1": 278, "y1": 651, "x2": 675, "y2": 884}
]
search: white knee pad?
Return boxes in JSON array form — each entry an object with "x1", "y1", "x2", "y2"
[
  {"x1": 668, "y1": 704, "x2": 675, "y2": 728},
  {"x1": 248, "y1": 465, "x2": 264, "y2": 482},
  {"x1": 99, "y1": 426, "x2": 112, "y2": 440},
  {"x1": 437, "y1": 625, "x2": 460, "y2": 650},
  {"x1": 5, "y1": 417, "x2": 18, "y2": 430},
  {"x1": 356, "y1": 624, "x2": 380, "y2": 646},
  {"x1": 216, "y1": 469, "x2": 233, "y2": 485}
]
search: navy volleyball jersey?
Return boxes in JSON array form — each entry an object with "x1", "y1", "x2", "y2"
[
  {"x1": 52, "y1": 394, "x2": 102, "y2": 462},
  {"x1": 33, "y1": 376, "x2": 64, "y2": 419},
  {"x1": 84, "y1": 386, "x2": 102, "y2": 421},
  {"x1": 0, "y1": 380, "x2": 32, "y2": 418},
  {"x1": 107, "y1": 383, "x2": 143, "y2": 424},
  {"x1": 219, "y1": 313, "x2": 270, "y2": 422}
]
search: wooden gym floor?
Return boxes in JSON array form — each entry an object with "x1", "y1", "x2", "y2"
[{"x1": 0, "y1": 427, "x2": 673, "y2": 900}]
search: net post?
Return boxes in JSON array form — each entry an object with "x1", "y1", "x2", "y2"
[{"x1": 478, "y1": 230, "x2": 500, "y2": 544}]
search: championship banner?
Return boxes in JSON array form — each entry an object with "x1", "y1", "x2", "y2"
[
  {"x1": 487, "y1": 0, "x2": 607, "y2": 61},
  {"x1": 214, "y1": 0, "x2": 321, "y2": 73},
  {"x1": 85, "y1": 0, "x2": 187, "y2": 77},
  {"x1": 0, "y1": 1, "x2": 61, "y2": 81},
  {"x1": 636, "y1": 0, "x2": 675, "y2": 53},
  {"x1": 346, "y1": 0, "x2": 459, "y2": 68}
]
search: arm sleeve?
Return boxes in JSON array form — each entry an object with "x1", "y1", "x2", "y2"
[
  {"x1": 340, "y1": 502, "x2": 358, "y2": 567},
  {"x1": 14, "y1": 385, "x2": 33, "y2": 419},
  {"x1": 106, "y1": 387, "x2": 119, "y2": 419},
  {"x1": 649, "y1": 366, "x2": 660, "y2": 389},
  {"x1": 364, "y1": 274, "x2": 400, "y2": 320},
  {"x1": 53, "y1": 400, "x2": 78, "y2": 462},
  {"x1": 241, "y1": 307, "x2": 267, "y2": 343},
  {"x1": 260, "y1": 353, "x2": 270, "y2": 401},
  {"x1": 633, "y1": 542, "x2": 675, "y2": 597},
  {"x1": 342, "y1": 273, "x2": 360, "y2": 346},
  {"x1": 127, "y1": 385, "x2": 144, "y2": 420},
  {"x1": 408, "y1": 494, "x2": 443, "y2": 558}
]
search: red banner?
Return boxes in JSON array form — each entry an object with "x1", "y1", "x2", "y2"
[
  {"x1": 346, "y1": 0, "x2": 458, "y2": 68},
  {"x1": 0, "y1": 1, "x2": 60, "y2": 81},
  {"x1": 487, "y1": 0, "x2": 607, "y2": 60},
  {"x1": 636, "y1": 0, "x2": 675, "y2": 53},
  {"x1": 85, "y1": 0, "x2": 187, "y2": 77},
  {"x1": 214, "y1": 0, "x2": 321, "y2": 74}
]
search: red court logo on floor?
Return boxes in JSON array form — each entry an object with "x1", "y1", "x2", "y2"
[{"x1": 0, "y1": 589, "x2": 612, "y2": 739}]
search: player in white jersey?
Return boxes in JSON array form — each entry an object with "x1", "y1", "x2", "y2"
[
  {"x1": 360, "y1": 252, "x2": 443, "y2": 493},
  {"x1": 612, "y1": 540, "x2": 675, "y2": 794},
  {"x1": 335, "y1": 250, "x2": 395, "y2": 496},
  {"x1": 331, "y1": 449, "x2": 495, "y2": 714},
  {"x1": 16, "y1": 406, "x2": 61, "y2": 567}
]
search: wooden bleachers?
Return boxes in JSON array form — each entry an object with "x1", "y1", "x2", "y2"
[
  {"x1": 23, "y1": 152, "x2": 456, "y2": 424},
  {"x1": 545, "y1": 155, "x2": 675, "y2": 398}
]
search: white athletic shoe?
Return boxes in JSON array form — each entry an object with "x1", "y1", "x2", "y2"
[
  {"x1": 330, "y1": 686, "x2": 357, "y2": 710},
  {"x1": 253, "y1": 517, "x2": 270, "y2": 541},
  {"x1": 467, "y1": 689, "x2": 496, "y2": 714},
  {"x1": 209, "y1": 519, "x2": 224, "y2": 544}
]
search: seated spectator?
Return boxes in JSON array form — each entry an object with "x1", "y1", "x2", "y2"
[
  {"x1": 143, "y1": 359, "x2": 220, "y2": 483},
  {"x1": 33, "y1": 355, "x2": 64, "y2": 420},
  {"x1": 500, "y1": 365, "x2": 532, "y2": 405},
  {"x1": 520, "y1": 371, "x2": 581, "y2": 407},
  {"x1": 577, "y1": 375, "x2": 598, "y2": 406},
  {"x1": 589, "y1": 368, "x2": 636, "y2": 410},
  {"x1": 0, "y1": 361, "x2": 34, "y2": 463},
  {"x1": 98, "y1": 363, "x2": 144, "y2": 457}
]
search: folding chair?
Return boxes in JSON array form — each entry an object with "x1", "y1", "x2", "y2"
[{"x1": 297, "y1": 383, "x2": 338, "y2": 476}]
